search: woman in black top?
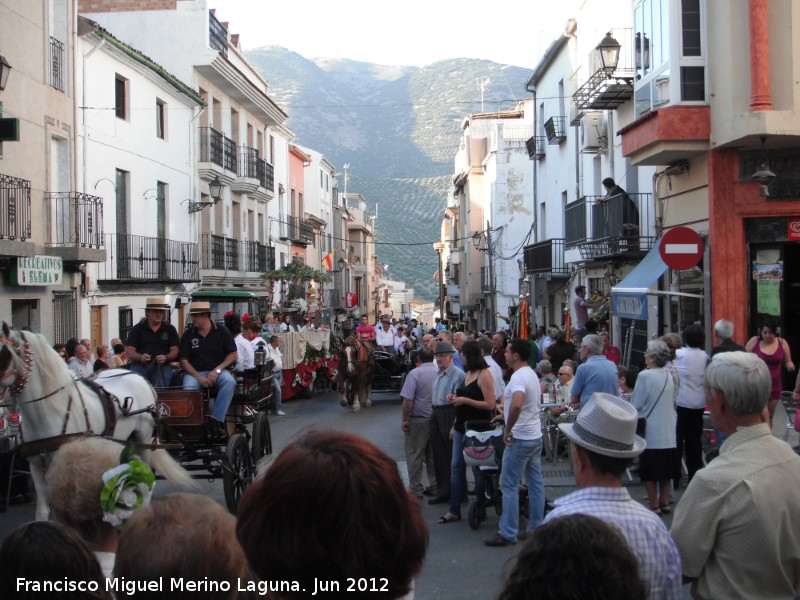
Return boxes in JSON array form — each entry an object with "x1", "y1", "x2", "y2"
[
  {"x1": 544, "y1": 329, "x2": 575, "y2": 372},
  {"x1": 438, "y1": 341, "x2": 496, "y2": 524}
]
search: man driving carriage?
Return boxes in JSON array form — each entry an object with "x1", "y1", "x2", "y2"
[
  {"x1": 125, "y1": 297, "x2": 180, "y2": 387},
  {"x1": 179, "y1": 302, "x2": 238, "y2": 430}
]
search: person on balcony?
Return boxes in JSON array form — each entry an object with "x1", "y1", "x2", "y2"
[{"x1": 602, "y1": 177, "x2": 640, "y2": 248}]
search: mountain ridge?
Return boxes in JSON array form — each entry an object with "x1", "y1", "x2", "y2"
[{"x1": 245, "y1": 46, "x2": 532, "y2": 299}]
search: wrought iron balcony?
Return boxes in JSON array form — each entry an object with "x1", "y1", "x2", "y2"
[
  {"x1": 572, "y1": 29, "x2": 635, "y2": 111},
  {"x1": 236, "y1": 147, "x2": 275, "y2": 194},
  {"x1": 200, "y1": 234, "x2": 270, "y2": 273},
  {"x1": 46, "y1": 192, "x2": 103, "y2": 249},
  {"x1": 50, "y1": 37, "x2": 65, "y2": 92},
  {"x1": 526, "y1": 136, "x2": 546, "y2": 160},
  {"x1": 523, "y1": 238, "x2": 569, "y2": 278},
  {"x1": 258, "y1": 158, "x2": 274, "y2": 192},
  {"x1": 480, "y1": 266, "x2": 492, "y2": 293},
  {"x1": 544, "y1": 116, "x2": 567, "y2": 145},
  {"x1": 99, "y1": 234, "x2": 199, "y2": 282},
  {"x1": 208, "y1": 10, "x2": 228, "y2": 56},
  {"x1": 566, "y1": 193, "x2": 653, "y2": 259},
  {"x1": 279, "y1": 215, "x2": 315, "y2": 246},
  {"x1": 199, "y1": 127, "x2": 237, "y2": 174},
  {"x1": 0, "y1": 174, "x2": 31, "y2": 242}
]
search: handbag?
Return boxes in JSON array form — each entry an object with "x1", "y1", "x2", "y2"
[{"x1": 636, "y1": 373, "x2": 669, "y2": 437}]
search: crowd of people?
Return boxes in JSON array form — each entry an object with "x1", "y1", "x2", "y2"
[{"x1": 9, "y1": 288, "x2": 800, "y2": 599}]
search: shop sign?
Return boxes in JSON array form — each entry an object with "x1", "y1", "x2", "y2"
[
  {"x1": 788, "y1": 219, "x2": 800, "y2": 240},
  {"x1": 12, "y1": 255, "x2": 63, "y2": 286}
]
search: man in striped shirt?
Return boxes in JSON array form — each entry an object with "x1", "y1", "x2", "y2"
[{"x1": 545, "y1": 393, "x2": 682, "y2": 600}]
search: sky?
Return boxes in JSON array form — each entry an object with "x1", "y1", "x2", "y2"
[{"x1": 217, "y1": 0, "x2": 578, "y2": 69}]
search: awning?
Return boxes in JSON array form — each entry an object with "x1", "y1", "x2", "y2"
[{"x1": 611, "y1": 239, "x2": 668, "y2": 320}]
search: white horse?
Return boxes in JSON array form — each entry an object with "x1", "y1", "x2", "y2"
[{"x1": 0, "y1": 324, "x2": 194, "y2": 520}]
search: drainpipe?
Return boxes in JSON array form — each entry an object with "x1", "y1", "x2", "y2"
[{"x1": 749, "y1": 0, "x2": 772, "y2": 111}]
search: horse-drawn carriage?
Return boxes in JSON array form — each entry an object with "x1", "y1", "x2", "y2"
[
  {"x1": 0, "y1": 325, "x2": 273, "y2": 518},
  {"x1": 154, "y1": 361, "x2": 274, "y2": 512},
  {"x1": 338, "y1": 336, "x2": 416, "y2": 411}
]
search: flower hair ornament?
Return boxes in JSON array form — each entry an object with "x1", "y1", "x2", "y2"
[{"x1": 100, "y1": 443, "x2": 156, "y2": 528}]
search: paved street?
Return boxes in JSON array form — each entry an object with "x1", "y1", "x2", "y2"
[{"x1": 1, "y1": 388, "x2": 797, "y2": 599}]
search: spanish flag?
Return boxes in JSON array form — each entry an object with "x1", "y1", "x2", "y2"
[{"x1": 322, "y1": 250, "x2": 335, "y2": 272}]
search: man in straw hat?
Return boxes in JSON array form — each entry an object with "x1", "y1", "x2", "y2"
[
  {"x1": 671, "y1": 352, "x2": 800, "y2": 600},
  {"x1": 543, "y1": 392, "x2": 681, "y2": 599},
  {"x1": 179, "y1": 302, "x2": 237, "y2": 432},
  {"x1": 125, "y1": 297, "x2": 180, "y2": 387}
]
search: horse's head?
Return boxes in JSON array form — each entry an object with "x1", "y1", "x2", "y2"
[
  {"x1": 0, "y1": 322, "x2": 28, "y2": 391},
  {"x1": 341, "y1": 336, "x2": 358, "y2": 376}
]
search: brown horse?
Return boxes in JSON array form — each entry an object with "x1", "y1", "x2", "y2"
[{"x1": 339, "y1": 336, "x2": 375, "y2": 412}]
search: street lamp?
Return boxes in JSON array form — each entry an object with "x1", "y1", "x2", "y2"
[
  {"x1": 597, "y1": 32, "x2": 621, "y2": 74},
  {"x1": 0, "y1": 54, "x2": 12, "y2": 91},
  {"x1": 187, "y1": 175, "x2": 224, "y2": 213}
]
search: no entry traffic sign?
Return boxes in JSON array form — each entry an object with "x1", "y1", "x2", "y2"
[{"x1": 659, "y1": 227, "x2": 704, "y2": 270}]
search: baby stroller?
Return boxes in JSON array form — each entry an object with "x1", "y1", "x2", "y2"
[{"x1": 462, "y1": 420, "x2": 530, "y2": 530}]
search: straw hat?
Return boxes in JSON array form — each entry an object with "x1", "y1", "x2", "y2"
[
  {"x1": 558, "y1": 392, "x2": 646, "y2": 458},
  {"x1": 144, "y1": 297, "x2": 170, "y2": 311},
  {"x1": 188, "y1": 301, "x2": 212, "y2": 315}
]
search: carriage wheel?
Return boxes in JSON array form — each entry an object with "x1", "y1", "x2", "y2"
[
  {"x1": 223, "y1": 433, "x2": 255, "y2": 514},
  {"x1": 251, "y1": 411, "x2": 272, "y2": 461}
]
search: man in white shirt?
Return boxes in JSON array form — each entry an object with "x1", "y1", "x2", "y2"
[
  {"x1": 394, "y1": 325, "x2": 411, "y2": 357},
  {"x1": 68, "y1": 344, "x2": 93, "y2": 378},
  {"x1": 375, "y1": 317, "x2": 397, "y2": 355},
  {"x1": 485, "y1": 338, "x2": 545, "y2": 547}
]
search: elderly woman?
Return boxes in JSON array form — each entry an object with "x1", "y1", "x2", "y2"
[
  {"x1": 536, "y1": 360, "x2": 557, "y2": 397},
  {"x1": 45, "y1": 437, "x2": 126, "y2": 578},
  {"x1": 631, "y1": 340, "x2": 676, "y2": 514},
  {"x1": 93, "y1": 344, "x2": 111, "y2": 372},
  {"x1": 237, "y1": 431, "x2": 428, "y2": 599}
]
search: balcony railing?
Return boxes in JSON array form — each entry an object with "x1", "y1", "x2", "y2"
[
  {"x1": 238, "y1": 146, "x2": 275, "y2": 192},
  {"x1": 573, "y1": 28, "x2": 635, "y2": 111},
  {"x1": 565, "y1": 198, "x2": 588, "y2": 249},
  {"x1": 199, "y1": 127, "x2": 237, "y2": 174},
  {"x1": 200, "y1": 234, "x2": 269, "y2": 272},
  {"x1": 50, "y1": 37, "x2": 65, "y2": 92},
  {"x1": 258, "y1": 158, "x2": 274, "y2": 192},
  {"x1": 523, "y1": 238, "x2": 569, "y2": 277},
  {"x1": 544, "y1": 116, "x2": 567, "y2": 144},
  {"x1": 0, "y1": 174, "x2": 31, "y2": 241},
  {"x1": 99, "y1": 234, "x2": 199, "y2": 282},
  {"x1": 279, "y1": 215, "x2": 315, "y2": 245},
  {"x1": 208, "y1": 10, "x2": 228, "y2": 56},
  {"x1": 566, "y1": 193, "x2": 653, "y2": 258},
  {"x1": 46, "y1": 192, "x2": 103, "y2": 248},
  {"x1": 525, "y1": 136, "x2": 546, "y2": 160}
]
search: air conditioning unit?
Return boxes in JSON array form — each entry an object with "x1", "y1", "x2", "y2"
[{"x1": 580, "y1": 112, "x2": 607, "y2": 152}]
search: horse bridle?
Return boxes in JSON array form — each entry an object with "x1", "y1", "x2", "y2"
[{"x1": 0, "y1": 332, "x2": 33, "y2": 397}]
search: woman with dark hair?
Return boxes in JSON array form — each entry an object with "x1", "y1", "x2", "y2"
[
  {"x1": 632, "y1": 340, "x2": 677, "y2": 514},
  {"x1": 65, "y1": 337, "x2": 80, "y2": 360},
  {"x1": 746, "y1": 317, "x2": 795, "y2": 427},
  {"x1": 439, "y1": 340, "x2": 496, "y2": 524},
  {"x1": 237, "y1": 431, "x2": 428, "y2": 600},
  {"x1": 53, "y1": 343, "x2": 68, "y2": 362},
  {"x1": 543, "y1": 328, "x2": 575, "y2": 372},
  {"x1": 0, "y1": 521, "x2": 112, "y2": 600},
  {"x1": 497, "y1": 514, "x2": 647, "y2": 600},
  {"x1": 108, "y1": 343, "x2": 129, "y2": 368}
]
